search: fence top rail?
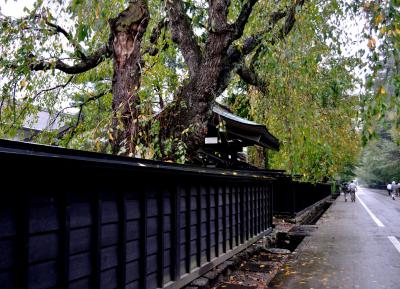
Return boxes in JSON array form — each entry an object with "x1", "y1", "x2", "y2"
[{"x1": 0, "y1": 139, "x2": 276, "y2": 181}]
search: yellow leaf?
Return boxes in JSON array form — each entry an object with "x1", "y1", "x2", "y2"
[
  {"x1": 379, "y1": 86, "x2": 386, "y2": 94},
  {"x1": 367, "y1": 37, "x2": 376, "y2": 49},
  {"x1": 108, "y1": 131, "x2": 114, "y2": 141},
  {"x1": 145, "y1": 148, "x2": 154, "y2": 159},
  {"x1": 181, "y1": 128, "x2": 190, "y2": 135},
  {"x1": 374, "y1": 14, "x2": 383, "y2": 26},
  {"x1": 95, "y1": 139, "x2": 100, "y2": 151}
]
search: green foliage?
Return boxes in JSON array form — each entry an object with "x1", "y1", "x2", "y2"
[
  {"x1": 358, "y1": 0, "x2": 400, "y2": 142},
  {"x1": 0, "y1": 0, "x2": 361, "y2": 175},
  {"x1": 356, "y1": 136, "x2": 400, "y2": 186},
  {"x1": 0, "y1": 0, "x2": 120, "y2": 149},
  {"x1": 227, "y1": 0, "x2": 361, "y2": 182}
]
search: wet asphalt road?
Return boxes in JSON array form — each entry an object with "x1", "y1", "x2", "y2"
[{"x1": 268, "y1": 187, "x2": 400, "y2": 289}]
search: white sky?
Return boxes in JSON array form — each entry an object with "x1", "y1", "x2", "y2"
[
  {"x1": 0, "y1": 0, "x2": 369, "y2": 61},
  {"x1": 0, "y1": 0, "x2": 34, "y2": 17}
]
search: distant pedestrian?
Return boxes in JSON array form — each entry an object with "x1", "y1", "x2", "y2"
[
  {"x1": 391, "y1": 181, "x2": 396, "y2": 200},
  {"x1": 341, "y1": 182, "x2": 349, "y2": 202},
  {"x1": 348, "y1": 181, "x2": 357, "y2": 202},
  {"x1": 387, "y1": 183, "x2": 392, "y2": 196}
]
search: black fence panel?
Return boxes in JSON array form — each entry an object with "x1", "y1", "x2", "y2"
[
  {"x1": 273, "y1": 180, "x2": 332, "y2": 218},
  {"x1": 0, "y1": 140, "x2": 273, "y2": 289}
]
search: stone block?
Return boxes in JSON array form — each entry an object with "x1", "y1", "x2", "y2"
[{"x1": 190, "y1": 277, "x2": 210, "y2": 289}]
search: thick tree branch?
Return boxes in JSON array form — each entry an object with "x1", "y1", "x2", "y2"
[
  {"x1": 215, "y1": 0, "x2": 306, "y2": 97},
  {"x1": 150, "y1": 18, "x2": 168, "y2": 44},
  {"x1": 279, "y1": 0, "x2": 305, "y2": 40},
  {"x1": 143, "y1": 18, "x2": 169, "y2": 56},
  {"x1": 237, "y1": 64, "x2": 267, "y2": 94},
  {"x1": 166, "y1": 0, "x2": 202, "y2": 77},
  {"x1": 2, "y1": 14, "x2": 88, "y2": 60},
  {"x1": 229, "y1": 0, "x2": 304, "y2": 60},
  {"x1": 225, "y1": 9, "x2": 289, "y2": 64},
  {"x1": 30, "y1": 46, "x2": 110, "y2": 74},
  {"x1": 231, "y1": 0, "x2": 258, "y2": 40},
  {"x1": 208, "y1": 0, "x2": 231, "y2": 32}
]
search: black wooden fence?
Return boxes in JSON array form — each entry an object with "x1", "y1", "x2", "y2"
[
  {"x1": 0, "y1": 140, "x2": 274, "y2": 289},
  {"x1": 272, "y1": 177, "x2": 332, "y2": 217}
]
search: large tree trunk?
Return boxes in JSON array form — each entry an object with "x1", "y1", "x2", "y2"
[
  {"x1": 107, "y1": 0, "x2": 303, "y2": 160},
  {"x1": 157, "y1": 0, "x2": 235, "y2": 160},
  {"x1": 248, "y1": 146, "x2": 268, "y2": 169},
  {"x1": 24, "y1": 0, "x2": 304, "y2": 160},
  {"x1": 109, "y1": 0, "x2": 149, "y2": 155},
  {"x1": 157, "y1": 53, "x2": 229, "y2": 160}
]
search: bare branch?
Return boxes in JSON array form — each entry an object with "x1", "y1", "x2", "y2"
[
  {"x1": 166, "y1": 0, "x2": 202, "y2": 77},
  {"x1": 36, "y1": 76, "x2": 75, "y2": 98},
  {"x1": 60, "y1": 105, "x2": 84, "y2": 146},
  {"x1": 53, "y1": 88, "x2": 111, "y2": 128},
  {"x1": 1, "y1": 76, "x2": 75, "y2": 136},
  {"x1": 45, "y1": 20, "x2": 87, "y2": 60},
  {"x1": 1, "y1": 13, "x2": 88, "y2": 59},
  {"x1": 30, "y1": 46, "x2": 110, "y2": 74},
  {"x1": 32, "y1": 88, "x2": 112, "y2": 144}
]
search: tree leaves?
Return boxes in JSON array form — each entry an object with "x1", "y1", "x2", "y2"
[
  {"x1": 0, "y1": 0, "x2": 362, "y2": 169},
  {"x1": 76, "y1": 24, "x2": 88, "y2": 42},
  {"x1": 226, "y1": 0, "x2": 361, "y2": 182}
]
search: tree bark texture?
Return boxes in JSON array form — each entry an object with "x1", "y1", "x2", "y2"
[
  {"x1": 109, "y1": 0, "x2": 149, "y2": 155},
  {"x1": 157, "y1": 0, "x2": 306, "y2": 160},
  {"x1": 248, "y1": 145, "x2": 268, "y2": 169}
]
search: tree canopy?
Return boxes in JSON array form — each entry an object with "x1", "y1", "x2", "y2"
[
  {"x1": 1, "y1": 0, "x2": 314, "y2": 159},
  {"x1": 0, "y1": 0, "x2": 365, "y2": 181},
  {"x1": 356, "y1": 124, "x2": 400, "y2": 186},
  {"x1": 225, "y1": 0, "x2": 361, "y2": 182},
  {"x1": 354, "y1": 1, "x2": 400, "y2": 185},
  {"x1": 360, "y1": 0, "x2": 400, "y2": 141}
]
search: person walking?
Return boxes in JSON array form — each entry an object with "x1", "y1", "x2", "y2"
[
  {"x1": 341, "y1": 182, "x2": 349, "y2": 202},
  {"x1": 387, "y1": 183, "x2": 392, "y2": 196},
  {"x1": 348, "y1": 181, "x2": 357, "y2": 202},
  {"x1": 391, "y1": 181, "x2": 396, "y2": 200}
]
